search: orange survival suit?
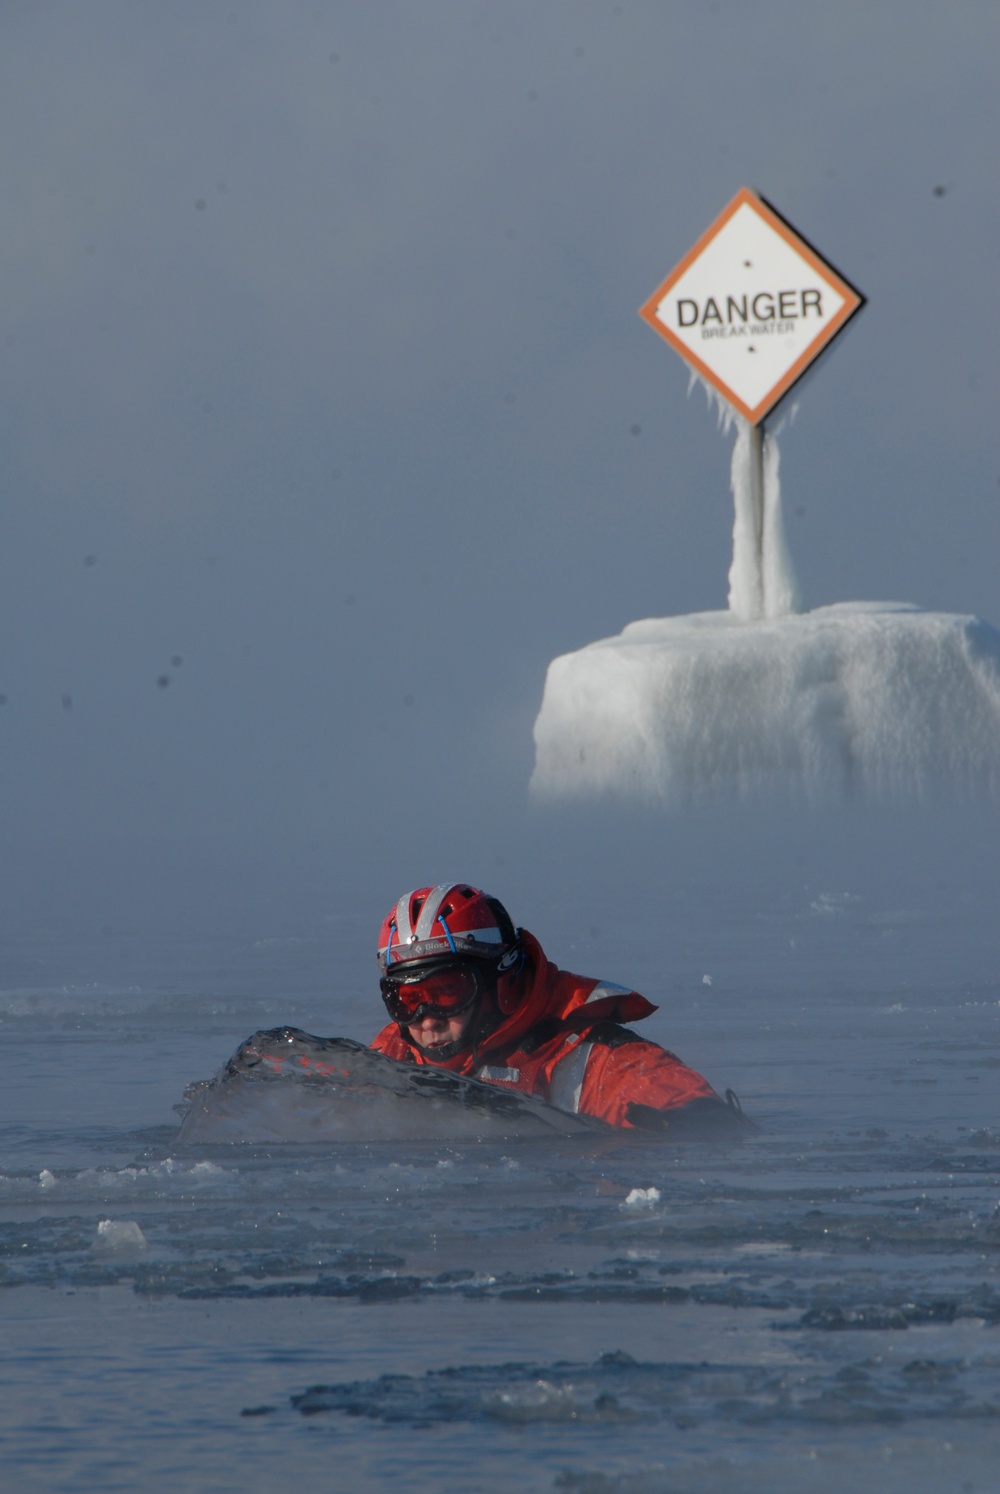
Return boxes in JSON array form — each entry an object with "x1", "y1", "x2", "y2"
[{"x1": 371, "y1": 929, "x2": 719, "y2": 1129}]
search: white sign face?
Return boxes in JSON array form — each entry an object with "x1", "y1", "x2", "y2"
[{"x1": 640, "y1": 188, "x2": 864, "y2": 425}]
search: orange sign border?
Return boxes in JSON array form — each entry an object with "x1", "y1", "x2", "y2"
[{"x1": 638, "y1": 187, "x2": 865, "y2": 425}]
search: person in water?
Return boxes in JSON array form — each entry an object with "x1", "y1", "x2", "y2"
[{"x1": 371, "y1": 883, "x2": 745, "y2": 1134}]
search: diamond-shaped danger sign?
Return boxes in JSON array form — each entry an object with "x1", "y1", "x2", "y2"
[{"x1": 639, "y1": 188, "x2": 864, "y2": 425}]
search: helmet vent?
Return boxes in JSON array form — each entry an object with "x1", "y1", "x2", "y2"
[{"x1": 377, "y1": 884, "x2": 517, "y2": 976}]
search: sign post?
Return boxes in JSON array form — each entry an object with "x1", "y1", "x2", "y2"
[
  {"x1": 749, "y1": 422, "x2": 764, "y2": 580},
  {"x1": 639, "y1": 188, "x2": 864, "y2": 617}
]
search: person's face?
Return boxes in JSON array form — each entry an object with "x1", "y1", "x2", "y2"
[{"x1": 406, "y1": 1005, "x2": 476, "y2": 1052}]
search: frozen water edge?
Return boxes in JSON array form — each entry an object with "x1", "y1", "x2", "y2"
[
  {"x1": 2, "y1": 864, "x2": 996, "y2": 1493},
  {"x1": 531, "y1": 603, "x2": 1000, "y2": 802},
  {"x1": 1, "y1": 1288, "x2": 998, "y2": 1494}
]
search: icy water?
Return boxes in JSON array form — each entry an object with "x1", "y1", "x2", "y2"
[{"x1": 2, "y1": 855, "x2": 998, "y2": 1492}]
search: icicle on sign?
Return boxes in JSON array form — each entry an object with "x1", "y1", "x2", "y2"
[
  {"x1": 639, "y1": 187, "x2": 864, "y2": 425},
  {"x1": 639, "y1": 188, "x2": 864, "y2": 622}
]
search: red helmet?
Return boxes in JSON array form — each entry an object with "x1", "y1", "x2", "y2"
[{"x1": 377, "y1": 883, "x2": 519, "y2": 976}]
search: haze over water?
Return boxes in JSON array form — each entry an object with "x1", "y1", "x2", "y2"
[{"x1": 2, "y1": 4, "x2": 998, "y2": 1490}]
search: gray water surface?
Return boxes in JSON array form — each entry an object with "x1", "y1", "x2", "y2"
[{"x1": 1, "y1": 878, "x2": 998, "y2": 1492}]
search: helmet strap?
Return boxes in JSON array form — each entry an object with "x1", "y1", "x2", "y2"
[{"x1": 496, "y1": 941, "x2": 528, "y2": 1013}]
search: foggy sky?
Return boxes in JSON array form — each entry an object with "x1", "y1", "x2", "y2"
[{"x1": 2, "y1": 2, "x2": 998, "y2": 937}]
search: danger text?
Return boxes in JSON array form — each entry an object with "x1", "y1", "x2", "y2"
[{"x1": 676, "y1": 290, "x2": 823, "y2": 328}]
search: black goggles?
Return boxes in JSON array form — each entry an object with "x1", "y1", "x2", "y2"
[{"x1": 379, "y1": 961, "x2": 489, "y2": 1025}]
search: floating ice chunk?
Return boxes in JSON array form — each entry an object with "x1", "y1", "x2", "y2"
[
  {"x1": 622, "y1": 1186, "x2": 661, "y2": 1210},
  {"x1": 93, "y1": 1219, "x2": 148, "y2": 1255},
  {"x1": 701, "y1": 974, "x2": 713, "y2": 987},
  {"x1": 532, "y1": 603, "x2": 1000, "y2": 802},
  {"x1": 178, "y1": 1029, "x2": 603, "y2": 1144},
  {"x1": 38, "y1": 1169, "x2": 57, "y2": 1190},
  {"x1": 810, "y1": 892, "x2": 861, "y2": 916},
  {"x1": 485, "y1": 1379, "x2": 578, "y2": 1422}
]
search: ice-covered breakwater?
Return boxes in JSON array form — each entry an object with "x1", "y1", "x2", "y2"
[{"x1": 531, "y1": 602, "x2": 1000, "y2": 802}]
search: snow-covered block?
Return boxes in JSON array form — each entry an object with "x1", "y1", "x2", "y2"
[{"x1": 531, "y1": 603, "x2": 1000, "y2": 802}]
